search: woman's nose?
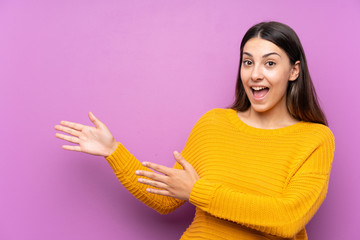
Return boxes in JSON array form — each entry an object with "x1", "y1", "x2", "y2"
[{"x1": 251, "y1": 65, "x2": 264, "y2": 81}]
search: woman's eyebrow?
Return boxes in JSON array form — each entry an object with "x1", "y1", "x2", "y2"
[
  {"x1": 243, "y1": 52, "x2": 253, "y2": 57},
  {"x1": 263, "y1": 52, "x2": 281, "y2": 58},
  {"x1": 243, "y1": 52, "x2": 281, "y2": 58}
]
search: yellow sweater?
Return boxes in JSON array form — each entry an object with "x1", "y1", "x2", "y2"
[{"x1": 105, "y1": 108, "x2": 335, "y2": 239}]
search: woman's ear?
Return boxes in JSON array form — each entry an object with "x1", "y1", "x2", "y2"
[{"x1": 289, "y1": 61, "x2": 300, "y2": 81}]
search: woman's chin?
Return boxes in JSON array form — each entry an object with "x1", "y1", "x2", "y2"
[{"x1": 249, "y1": 104, "x2": 270, "y2": 114}]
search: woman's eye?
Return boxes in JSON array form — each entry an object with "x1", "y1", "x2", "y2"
[
  {"x1": 266, "y1": 61, "x2": 276, "y2": 67},
  {"x1": 243, "y1": 60, "x2": 252, "y2": 66}
]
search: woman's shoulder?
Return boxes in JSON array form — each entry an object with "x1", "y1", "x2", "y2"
[
  {"x1": 201, "y1": 107, "x2": 232, "y2": 116},
  {"x1": 300, "y1": 121, "x2": 335, "y2": 147},
  {"x1": 197, "y1": 108, "x2": 232, "y2": 122},
  {"x1": 190, "y1": 108, "x2": 230, "y2": 129}
]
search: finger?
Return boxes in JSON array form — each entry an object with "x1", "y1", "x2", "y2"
[
  {"x1": 135, "y1": 170, "x2": 168, "y2": 183},
  {"x1": 55, "y1": 133, "x2": 80, "y2": 144},
  {"x1": 146, "y1": 188, "x2": 171, "y2": 197},
  {"x1": 60, "y1": 121, "x2": 85, "y2": 131},
  {"x1": 54, "y1": 125, "x2": 80, "y2": 137},
  {"x1": 88, "y1": 112, "x2": 102, "y2": 128},
  {"x1": 173, "y1": 151, "x2": 189, "y2": 170},
  {"x1": 142, "y1": 161, "x2": 172, "y2": 176},
  {"x1": 137, "y1": 178, "x2": 168, "y2": 189},
  {"x1": 62, "y1": 145, "x2": 82, "y2": 152}
]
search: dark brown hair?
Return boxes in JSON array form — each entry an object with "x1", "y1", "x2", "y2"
[{"x1": 229, "y1": 21, "x2": 328, "y2": 126}]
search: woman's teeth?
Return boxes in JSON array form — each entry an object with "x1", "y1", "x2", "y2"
[{"x1": 251, "y1": 86, "x2": 267, "y2": 90}]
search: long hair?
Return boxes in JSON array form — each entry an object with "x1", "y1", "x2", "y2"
[{"x1": 229, "y1": 21, "x2": 328, "y2": 126}]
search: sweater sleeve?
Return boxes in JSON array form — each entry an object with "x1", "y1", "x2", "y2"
[
  {"x1": 189, "y1": 130, "x2": 335, "y2": 238},
  {"x1": 105, "y1": 110, "x2": 212, "y2": 215},
  {"x1": 105, "y1": 142, "x2": 186, "y2": 215}
]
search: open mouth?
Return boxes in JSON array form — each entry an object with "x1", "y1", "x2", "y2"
[{"x1": 251, "y1": 86, "x2": 269, "y2": 100}]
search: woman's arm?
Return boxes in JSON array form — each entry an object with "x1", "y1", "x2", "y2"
[
  {"x1": 55, "y1": 111, "x2": 207, "y2": 214},
  {"x1": 105, "y1": 142, "x2": 187, "y2": 214},
  {"x1": 54, "y1": 112, "x2": 186, "y2": 214},
  {"x1": 188, "y1": 133, "x2": 335, "y2": 238}
]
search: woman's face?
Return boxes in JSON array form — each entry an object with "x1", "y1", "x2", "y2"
[{"x1": 240, "y1": 37, "x2": 299, "y2": 115}]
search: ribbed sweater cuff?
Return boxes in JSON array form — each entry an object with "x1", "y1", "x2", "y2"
[
  {"x1": 105, "y1": 142, "x2": 132, "y2": 173},
  {"x1": 189, "y1": 178, "x2": 218, "y2": 209}
]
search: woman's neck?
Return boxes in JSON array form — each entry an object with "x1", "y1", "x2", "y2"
[{"x1": 237, "y1": 107, "x2": 299, "y2": 130}]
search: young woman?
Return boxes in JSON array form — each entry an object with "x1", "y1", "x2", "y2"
[{"x1": 55, "y1": 21, "x2": 335, "y2": 239}]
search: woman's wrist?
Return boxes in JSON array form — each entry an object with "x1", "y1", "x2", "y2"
[{"x1": 105, "y1": 140, "x2": 118, "y2": 157}]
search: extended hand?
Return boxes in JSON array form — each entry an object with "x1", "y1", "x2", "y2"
[
  {"x1": 135, "y1": 151, "x2": 200, "y2": 201},
  {"x1": 54, "y1": 112, "x2": 118, "y2": 157}
]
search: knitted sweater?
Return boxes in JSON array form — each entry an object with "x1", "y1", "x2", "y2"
[{"x1": 105, "y1": 108, "x2": 335, "y2": 239}]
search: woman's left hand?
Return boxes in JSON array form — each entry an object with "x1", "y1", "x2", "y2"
[{"x1": 135, "y1": 151, "x2": 200, "y2": 201}]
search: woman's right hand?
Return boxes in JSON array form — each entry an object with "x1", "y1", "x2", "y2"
[{"x1": 54, "y1": 112, "x2": 118, "y2": 157}]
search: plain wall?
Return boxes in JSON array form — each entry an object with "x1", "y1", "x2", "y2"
[{"x1": 1, "y1": 0, "x2": 359, "y2": 239}]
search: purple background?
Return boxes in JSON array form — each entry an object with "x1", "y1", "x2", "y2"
[{"x1": 1, "y1": 0, "x2": 359, "y2": 239}]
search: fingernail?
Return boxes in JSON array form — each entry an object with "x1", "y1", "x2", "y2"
[
  {"x1": 142, "y1": 162, "x2": 148, "y2": 166},
  {"x1": 135, "y1": 170, "x2": 140, "y2": 175},
  {"x1": 174, "y1": 151, "x2": 179, "y2": 156}
]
